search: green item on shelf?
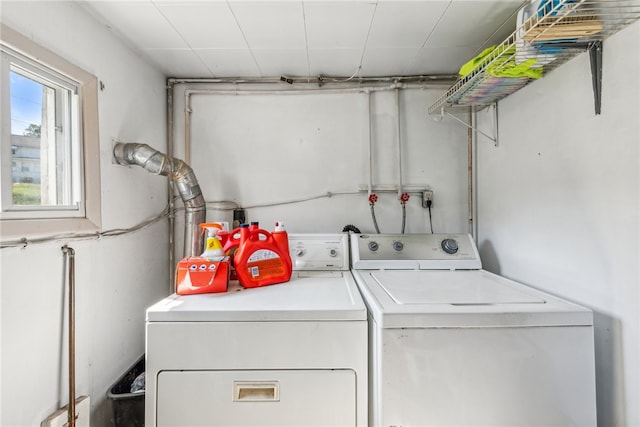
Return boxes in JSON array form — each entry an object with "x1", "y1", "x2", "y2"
[
  {"x1": 485, "y1": 54, "x2": 543, "y2": 79},
  {"x1": 458, "y1": 45, "x2": 496, "y2": 77},
  {"x1": 459, "y1": 44, "x2": 544, "y2": 80}
]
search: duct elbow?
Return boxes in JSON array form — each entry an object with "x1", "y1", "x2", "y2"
[
  {"x1": 113, "y1": 142, "x2": 206, "y2": 257},
  {"x1": 170, "y1": 158, "x2": 203, "y2": 202},
  {"x1": 113, "y1": 142, "x2": 168, "y2": 175}
]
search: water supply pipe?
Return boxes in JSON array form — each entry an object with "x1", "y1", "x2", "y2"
[
  {"x1": 113, "y1": 142, "x2": 206, "y2": 258},
  {"x1": 61, "y1": 245, "x2": 76, "y2": 427}
]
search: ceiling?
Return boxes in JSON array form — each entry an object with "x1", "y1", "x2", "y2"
[{"x1": 78, "y1": 0, "x2": 526, "y2": 79}]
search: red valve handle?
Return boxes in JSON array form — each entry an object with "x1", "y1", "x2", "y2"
[
  {"x1": 368, "y1": 193, "x2": 378, "y2": 205},
  {"x1": 400, "y1": 192, "x2": 410, "y2": 203}
]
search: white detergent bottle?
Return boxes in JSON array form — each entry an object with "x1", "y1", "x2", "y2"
[{"x1": 199, "y1": 223, "x2": 226, "y2": 260}]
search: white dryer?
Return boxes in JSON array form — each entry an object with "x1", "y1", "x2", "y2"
[
  {"x1": 350, "y1": 233, "x2": 597, "y2": 427},
  {"x1": 146, "y1": 233, "x2": 367, "y2": 426}
]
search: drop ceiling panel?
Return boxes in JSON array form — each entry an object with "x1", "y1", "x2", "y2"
[
  {"x1": 197, "y1": 49, "x2": 261, "y2": 78},
  {"x1": 361, "y1": 48, "x2": 422, "y2": 76},
  {"x1": 413, "y1": 47, "x2": 483, "y2": 75},
  {"x1": 230, "y1": 1, "x2": 307, "y2": 50},
  {"x1": 85, "y1": 1, "x2": 187, "y2": 49},
  {"x1": 425, "y1": 1, "x2": 522, "y2": 48},
  {"x1": 304, "y1": 1, "x2": 377, "y2": 49},
  {"x1": 144, "y1": 49, "x2": 212, "y2": 78},
  {"x1": 252, "y1": 49, "x2": 309, "y2": 77},
  {"x1": 307, "y1": 48, "x2": 363, "y2": 77},
  {"x1": 155, "y1": 2, "x2": 246, "y2": 49},
  {"x1": 366, "y1": 1, "x2": 451, "y2": 48},
  {"x1": 78, "y1": 0, "x2": 526, "y2": 78}
]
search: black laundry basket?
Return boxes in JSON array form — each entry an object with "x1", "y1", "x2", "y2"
[{"x1": 107, "y1": 355, "x2": 145, "y2": 427}]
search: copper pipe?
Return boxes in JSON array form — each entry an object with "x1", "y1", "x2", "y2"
[{"x1": 62, "y1": 245, "x2": 76, "y2": 427}]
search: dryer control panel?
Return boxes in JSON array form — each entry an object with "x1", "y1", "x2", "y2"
[
  {"x1": 288, "y1": 233, "x2": 349, "y2": 271},
  {"x1": 351, "y1": 233, "x2": 482, "y2": 270}
]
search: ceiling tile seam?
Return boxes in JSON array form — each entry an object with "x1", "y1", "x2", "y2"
[
  {"x1": 420, "y1": 0, "x2": 453, "y2": 49},
  {"x1": 150, "y1": 0, "x2": 216, "y2": 77},
  {"x1": 301, "y1": 1, "x2": 312, "y2": 81},
  {"x1": 226, "y1": 0, "x2": 264, "y2": 77},
  {"x1": 357, "y1": 1, "x2": 378, "y2": 79}
]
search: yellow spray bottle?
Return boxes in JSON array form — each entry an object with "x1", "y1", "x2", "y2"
[{"x1": 199, "y1": 223, "x2": 226, "y2": 260}]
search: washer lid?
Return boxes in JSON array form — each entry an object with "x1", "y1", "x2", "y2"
[
  {"x1": 352, "y1": 270, "x2": 593, "y2": 328},
  {"x1": 147, "y1": 272, "x2": 367, "y2": 322},
  {"x1": 371, "y1": 271, "x2": 544, "y2": 305}
]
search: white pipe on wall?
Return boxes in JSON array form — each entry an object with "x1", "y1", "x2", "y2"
[
  {"x1": 367, "y1": 90, "x2": 373, "y2": 197},
  {"x1": 395, "y1": 87, "x2": 403, "y2": 198},
  {"x1": 181, "y1": 83, "x2": 414, "y2": 202}
]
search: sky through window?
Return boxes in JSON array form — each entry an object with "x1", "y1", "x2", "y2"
[{"x1": 10, "y1": 71, "x2": 43, "y2": 135}]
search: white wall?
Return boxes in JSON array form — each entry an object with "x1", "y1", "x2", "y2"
[
  {"x1": 171, "y1": 83, "x2": 470, "y2": 242},
  {"x1": 1, "y1": 2, "x2": 169, "y2": 426},
  {"x1": 476, "y1": 22, "x2": 639, "y2": 426}
]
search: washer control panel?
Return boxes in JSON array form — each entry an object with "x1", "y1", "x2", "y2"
[
  {"x1": 351, "y1": 233, "x2": 482, "y2": 270},
  {"x1": 288, "y1": 233, "x2": 349, "y2": 271}
]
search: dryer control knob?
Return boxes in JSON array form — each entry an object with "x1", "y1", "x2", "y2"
[
  {"x1": 368, "y1": 241, "x2": 379, "y2": 252},
  {"x1": 441, "y1": 238, "x2": 459, "y2": 254},
  {"x1": 295, "y1": 248, "x2": 305, "y2": 257},
  {"x1": 392, "y1": 241, "x2": 404, "y2": 251},
  {"x1": 328, "y1": 248, "x2": 338, "y2": 257}
]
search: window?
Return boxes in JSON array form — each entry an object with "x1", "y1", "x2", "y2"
[
  {"x1": 3, "y1": 54, "x2": 80, "y2": 213},
  {"x1": 1, "y1": 24, "x2": 100, "y2": 237}
]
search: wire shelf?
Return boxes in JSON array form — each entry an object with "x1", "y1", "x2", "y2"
[{"x1": 428, "y1": 0, "x2": 640, "y2": 115}]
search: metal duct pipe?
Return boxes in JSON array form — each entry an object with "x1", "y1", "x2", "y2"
[{"x1": 113, "y1": 142, "x2": 206, "y2": 258}]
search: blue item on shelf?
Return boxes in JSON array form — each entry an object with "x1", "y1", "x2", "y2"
[{"x1": 538, "y1": 0, "x2": 577, "y2": 17}]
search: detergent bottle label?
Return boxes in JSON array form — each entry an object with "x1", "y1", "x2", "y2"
[{"x1": 247, "y1": 249, "x2": 286, "y2": 278}]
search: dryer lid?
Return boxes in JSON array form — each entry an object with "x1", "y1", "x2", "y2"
[{"x1": 147, "y1": 272, "x2": 367, "y2": 322}]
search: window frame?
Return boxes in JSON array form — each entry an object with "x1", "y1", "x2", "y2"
[
  {"x1": 0, "y1": 24, "x2": 101, "y2": 238},
  {"x1": 3, "y1": 53, "x2": 82, "y2": 217}
]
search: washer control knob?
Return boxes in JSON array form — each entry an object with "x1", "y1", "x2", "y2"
[
  {"x1": 441, "y1": 238, "x2": 459, "y2": 254},
  {"x1": 328, "y1": 248, "x2": 338, "y2": 257},
  {"x1": 295, "y1": 248, "x2": 305, "y2": 257},
  {"x1": 368, "y1": 241, "x2": 379, "y2": 252},
  {"x1": 392, "y1": 241, "x2": 404, "y2": 252}
]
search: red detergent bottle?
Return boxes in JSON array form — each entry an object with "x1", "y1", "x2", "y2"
[
  {"x1": 249, "y1": 221, "x2": 260, "y2": 240},
  {"x1": 233, "y1": 222, "x2": 292, "y2": 288},
  {"x1": 218, "y1": 226, "x2": 243, "y2": 280},
  {"x1": 272, "y1": 221, "x2": 290, "y2": 255}
]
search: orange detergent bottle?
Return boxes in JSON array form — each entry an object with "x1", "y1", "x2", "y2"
[
  {"x1": 272, "y1": 221, "x2": 290, "y2": 255},
  {"x1": 218, "y1": 226, "x2": 243, "y2": 280},
  {"x1": 233, "y1": 222, "x2": 292, "y2": 288}
]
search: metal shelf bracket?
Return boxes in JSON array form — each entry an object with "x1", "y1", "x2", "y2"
[
  {"x1": 436, "y1": 104, "x2": 499, "y2": 147},
  {"x1": 589, "y1": 41, "x2": 603, "y2": 115}
]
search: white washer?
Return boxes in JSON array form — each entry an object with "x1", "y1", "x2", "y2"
[
  {"x1": 350, "y1": 233, "x2": 597, "y2": 427},
  {"x1": 146, "y1": 233, "x2": 367, "y2": 426}
]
